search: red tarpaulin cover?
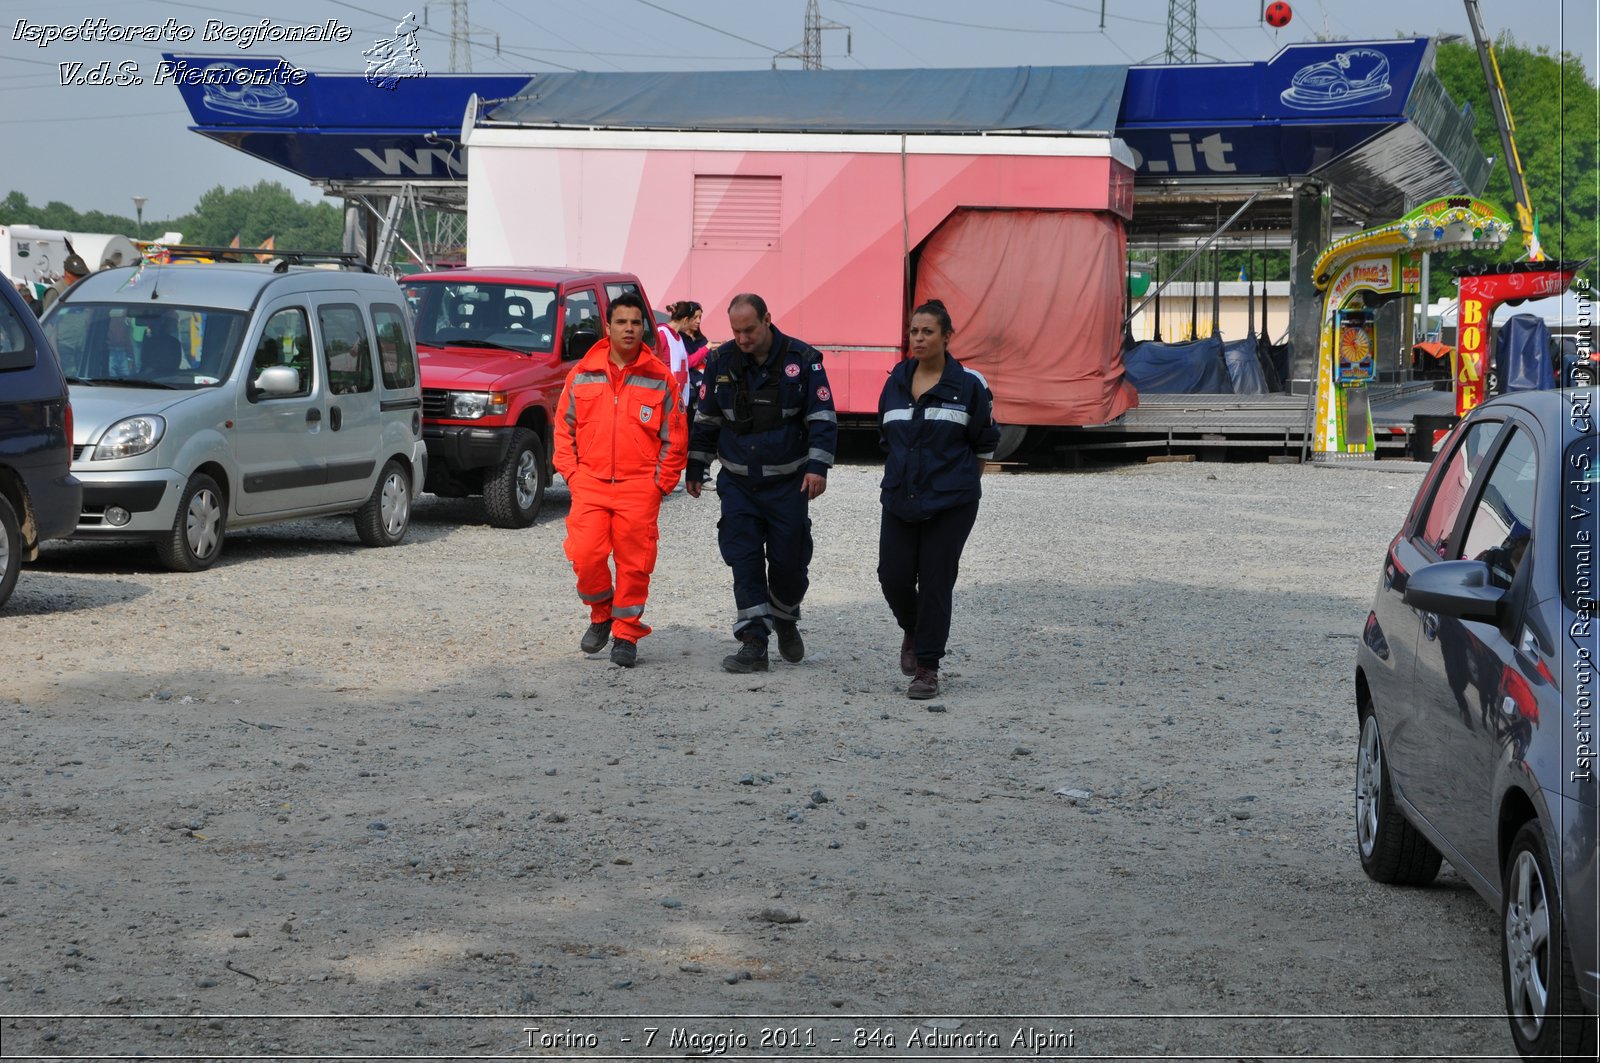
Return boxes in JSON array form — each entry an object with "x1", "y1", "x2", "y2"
[{"x1": 914, "y1": 208, "x2": 1137, "y2": 426}]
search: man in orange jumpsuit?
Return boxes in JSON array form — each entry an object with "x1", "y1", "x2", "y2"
[{"x1": 552, "y1": 294, "x2": 688, "y2": 667}]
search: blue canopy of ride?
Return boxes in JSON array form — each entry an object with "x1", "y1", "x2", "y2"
[
  {"x1": 1495, "y1": 313, "x2": 1555, "y2": 394},
  {"x1": 1123, "y1": 336, "x2": 1231, "y2": 394},
  {"x1": 481, "y1": 66, "x2": 1128, "y2": 133}
]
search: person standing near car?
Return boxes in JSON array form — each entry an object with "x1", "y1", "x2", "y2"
[
  {"x1": 686, "y1": 293, "x2": 836, "y2": 673},
  {"x1": 552, "y1": 293, "x2": 688, "y2": 668},
  {"x1": 38, "y1": 254, "x2": 89, "y2": 313},
  {"x1": 656, "y1": 303, "x2": 689, "y2": 403},
  {"x1": 679, "y1": 301, "x2": 710, "y2": 415},
  {"x1": 877, "y1": 299, "x2": 999, "y2": 700}
]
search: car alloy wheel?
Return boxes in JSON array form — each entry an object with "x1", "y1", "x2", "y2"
[
  {"x1": 1353, "y1": 706, "x2": 1441, "y2": 885},
  {"x1": 1355, "y1": 713, "x2": 1383, "y2": 860},
  {"x1": 1501, "y1": 821, "x2": 1595, "y2": 1057},
  {"x1": 483, "y1": 427, "x2": 545, "y2": 529},
  {"x1": 1505, "y1": 833, "x2": 1556, "y2": 1044}
]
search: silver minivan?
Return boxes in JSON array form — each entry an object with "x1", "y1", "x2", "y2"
[{"x1": 43, "y1": 259, "x2": 427, "y2": 570}]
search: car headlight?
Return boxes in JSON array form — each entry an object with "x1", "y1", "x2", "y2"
[
  {"x1": 92, "y1": 415, "x2": 166, "y2": 460},
  {"x1": 450, "y1": 391, "x2": 508, "y2": 419}
]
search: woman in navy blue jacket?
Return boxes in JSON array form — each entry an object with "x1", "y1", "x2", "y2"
[{"x1": 878, "y1": 299, "x2": 1000, "y2": 700}]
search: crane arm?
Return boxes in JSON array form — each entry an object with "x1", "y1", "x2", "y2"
[{"x1": 1461, "y1": 0, "x2": 1543, "y2": 260}]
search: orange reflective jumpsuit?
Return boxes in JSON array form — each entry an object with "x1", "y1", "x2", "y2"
[{"x1": 552, "y1": 339, "x2": 688, "y2": 643}]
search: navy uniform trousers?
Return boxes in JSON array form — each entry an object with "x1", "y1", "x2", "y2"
[{"x1": 717, "y1": 468, "x2": 812, "y2": 644}]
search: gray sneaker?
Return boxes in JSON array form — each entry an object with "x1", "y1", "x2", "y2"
[
  {"x1": 774, "y1": 620, "x2": 804, "y2": 663},
  {"x1": 580, "y1": 620, "x2": 612, "y2": 654},
  {"x1": 721, "y1": 637, "x2": 769, "y2": 674}
]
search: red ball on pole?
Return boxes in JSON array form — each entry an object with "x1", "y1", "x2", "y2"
[{"x1": 1265, "y1": 1, "x2": 1293, "y2": 28}]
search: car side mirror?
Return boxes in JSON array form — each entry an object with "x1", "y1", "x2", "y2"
[
  {"x1": 251, "y1": 365, "x2": 301, "y2": 397},
  {"x1": 566, "y1": 325, "x2": 599, "y2": 361},
  {"x1": 1402, "y1": 559, "x2": 1505, "y2": 623}
]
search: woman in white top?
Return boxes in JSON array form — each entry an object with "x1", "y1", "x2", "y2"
[{"x1": 656, "y1": 302, "x2": 696, "y2": 411}]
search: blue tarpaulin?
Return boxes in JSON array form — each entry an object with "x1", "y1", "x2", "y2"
[
  {"x1": 481, "y1": 66, "x2": 1128, "y2": 133},
  {"x1": 1123, "y1": 337, "x2": 1232, "y2": 394},
  {"x1": 1495, "y1": 313, "x2": 1555, "y2": 395},
  {"x1": 1223, "y1": 338, "x2": 1272, "y2": 395}
]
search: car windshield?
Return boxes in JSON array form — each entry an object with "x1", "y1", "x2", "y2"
[
  {"x1": 44, "y1": 302, "x2": 246, "y2": 389},
  {"x1": 406, "y1": 281, "x2": 557, "y2": 354}
]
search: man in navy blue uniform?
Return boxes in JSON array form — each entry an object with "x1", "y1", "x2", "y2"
[{"x1": 686, "y1": 293, "x2": 837, "y2": 673}]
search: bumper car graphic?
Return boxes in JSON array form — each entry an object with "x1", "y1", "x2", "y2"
[
  {"x1": 1280, "y1": 48, "x2": 1392, "y2": 111},
  {"x1": 199, "y1": 64, "x2": 300, "y2": 119}
]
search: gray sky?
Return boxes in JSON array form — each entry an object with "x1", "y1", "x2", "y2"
[{"x1": 3, "y1": 0, "x2": 1595, "y2": 222}]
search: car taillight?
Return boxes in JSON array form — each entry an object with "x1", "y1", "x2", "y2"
[
  {"x1": 63, "y1": 400, "x2": 72, "y2": 446},
  {"x1": 1500, "y1": 665, "x2": 1539, "y2": 724}
]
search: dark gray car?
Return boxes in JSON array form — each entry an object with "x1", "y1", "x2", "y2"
[
  {"x1": 0, "y1": 271, "x2": 81, "y2": 609},
  {"x1": 1355, "y1": 388, "x2": 1597, "y2": 1059}
]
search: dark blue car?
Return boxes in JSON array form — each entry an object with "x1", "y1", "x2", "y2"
[
  {"x1": 1356, "y1": 388, "x2": 1597, "y2": 1059},
  {"x1": 0, "y1": 273, "x2": 80, "y2": 609}
]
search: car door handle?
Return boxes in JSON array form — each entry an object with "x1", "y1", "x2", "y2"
[
  {"x1": 1422, "y1": 613, "x2": 1439, "y2": 641},
  {"x1": 330, "y1": 406, "x2": 342, "y2": 431},
  {"x1": 305, "y1": 408, "x2": 321, "y2": 424}
]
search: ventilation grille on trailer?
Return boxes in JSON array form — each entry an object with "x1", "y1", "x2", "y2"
[{"x1": 693, "y1": 175, "x2": 781, "y2": 250}]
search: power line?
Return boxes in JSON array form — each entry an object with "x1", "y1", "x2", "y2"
[
  {"x1": 487, "y1": 0, "x2": 625, "y2": 71},
  {"x1": 630, "y1": 0, "x2": 784, "y2": 55},
  {"x1": 1037, "y1": 0, "x2": 1166, "y2": 28},
  {"x1": 831, "y1": 0, "x2": 1102, "y2": 35}
]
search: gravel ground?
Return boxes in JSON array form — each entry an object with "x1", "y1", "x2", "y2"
[{"x1": 0, "y1": 457, "x2": 1520, "y2": 1060}]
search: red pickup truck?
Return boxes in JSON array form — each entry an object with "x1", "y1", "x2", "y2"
[{"x1": 402, "y1": 268, "x2": 655, "y2": 526}]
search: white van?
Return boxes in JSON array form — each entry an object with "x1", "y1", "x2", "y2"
[{"x1": 43, "y1": 257, "x2": 427, "y2": 570}]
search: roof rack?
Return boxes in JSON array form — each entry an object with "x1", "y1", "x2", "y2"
[{"x1": 137, "y1": 244, "x2": 375, "y2": 273}]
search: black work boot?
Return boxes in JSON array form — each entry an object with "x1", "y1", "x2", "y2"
[
  {"x1": 722, "y1": 634, "x2": 769, "y2": 674},
  {"x1": 773, "y1": 620, "x2": 805, "y2": 663},
  {"x1": 610, "y1": 638, "x2": 637, "y2": 668},
  {"x1": 580, "y1": 619, "x2": 612, "y2": 654}
]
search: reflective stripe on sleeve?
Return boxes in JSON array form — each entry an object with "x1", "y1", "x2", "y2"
[
  {"x1": 688, "y1": 450, "x2": 717, "y2": 465},
  {"x1": 806, "y1": 410, "x2": 837, "y2": 423},
  {"x1": 807, "y1": 448, "x2": 834, "y2": 465}
]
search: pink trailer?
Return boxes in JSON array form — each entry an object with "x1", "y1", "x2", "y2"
[{"x1": 463, "y1": 69, "x2": 1138, "y2": 431}]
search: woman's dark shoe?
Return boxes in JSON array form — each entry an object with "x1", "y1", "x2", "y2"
[
  {"x1": 899, "y1": 634, "x2": 916, "y2": 677},
  {"x1": 907, "y1": 666, "x2": 939, "y2": 700}
]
